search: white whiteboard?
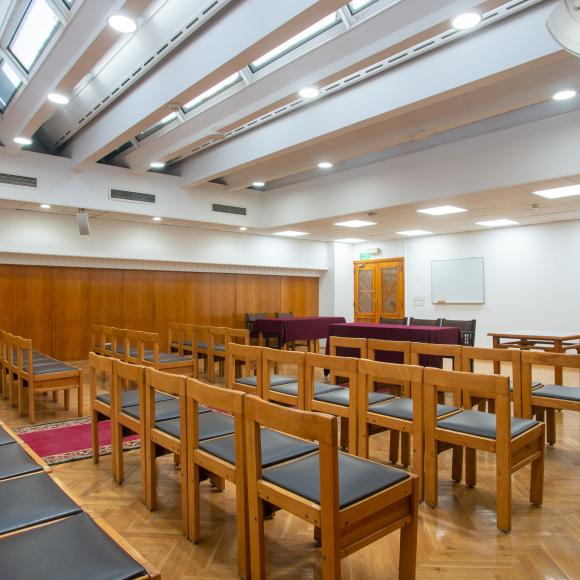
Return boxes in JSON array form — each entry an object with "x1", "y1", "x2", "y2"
[{"x1": 431, "y1": 257, "x2": 484, "y2": 304}]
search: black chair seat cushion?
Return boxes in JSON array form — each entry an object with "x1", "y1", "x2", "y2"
[
  {"x1": 0, "y1": 426, "x2": 15, "y2": 446},
  {"x1": 236, "y1": 374, "x2": 296, "y2": 388},
  {"x1": 270, "y1": 381, "x2": 343, "y2": 397},
  {"x1": 0, "y1": 473, "x2": 81, "y2": 535},
  {"x1": 96, "y1": 390, "x2": 173, "y2": 408},
  {"x1": 0, "y1": 443, "x2": 43, "y2": 481},
  {"x1": 143, "y1": 352, "x2": 192, "y2": 364},
  {"x1": 370, "y1": 398, "x2": 458, "y2": 421},
  {"x1": 263, "y1": 452, "x2": 409, "y2": 508},
  {"x1": 155, "y1": 410, "x2": 234, "y2": 441},
  {"x1": 124, "y1": 399, "x2": 210, "y2": 421},
  {"x1": 314, "y1": 388, "x2": 395, "y2": 407},
  {"x1": 533, "y1": 384, "x2": 580, "y2": 402},
  {"x1": 199, "y1": 428, "x2": 318, "y2": 468},
  {"x1": 197, "y1": 342, "x2": 225, "y2": 352},
  {"x1": 437, "y1": 410, "x2": 538, "y2": 439},
  {"x1": 0, "y1": 512, "x2": 146, "y2": 580}
]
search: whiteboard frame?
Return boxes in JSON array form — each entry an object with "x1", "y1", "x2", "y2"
[{"x1": 430, "y1": 257, "x2": 485, "y2": 304}]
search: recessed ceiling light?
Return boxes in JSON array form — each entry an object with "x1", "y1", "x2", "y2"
[
  {"x1": 417, "y1": 205, "x2": 467, "y2": 216},
  {"x1": 476, "y1": 219, "x2": 518, "y2": 227},
  {"x1": 552, "y1": 89, "x2": 577, "y2": 101},
  {"x1": 318, "y1": 161, "x2": 333, "y2": 169},
  {"x1": 153, "y1": 216, "x2": 162, "y2": 221},
  {"x1": 451, "y1": 12, "x2": 481, "y2": 30},
  {"x1": 150, "y1": 161, "x2": 165, "y2": 169},
  {"x1": 40, "y1": 204, "x2": 51, "y2": 209},
  {"x1": 107, "y1": 14, "x2": 137, "y2": 34},
  {"x1": 533, "y1": 184, "x2": 580, "y2": 199},
  {"x1": 47, "y1": 92, "x2": 69, "y2": 105},
  {"x1": 252, "y1": 181, "x2": 266, "y2": 188},
  {"x1": 299, "y1": 87, "x2": 320, "y2": 99},
  {"x1": 239, "y1": 226, "x2": 247, "y2": 231},
  {"x1": 335, "y1": 238, "x2": 366, "y2": 243},
  {"x1": 334, "y1": 219, "x2": 377, "y2": 228},
  {"x1": 273, "y1": 230, "x2": 309, "y2": 237},
  {"x1": 396, "y1": 230, "x2": 432, "y2": 236},
  {"x1": 14, "y1": 136, "x2": 32, "y2": 146}
]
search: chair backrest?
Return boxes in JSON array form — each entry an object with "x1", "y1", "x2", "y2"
[
  {"x1": 144, "y1": 367, "x2": 186, "y2": 435},
  {"x1": 89, "y1": 352, "x2": 114, "y2": 404},
  {"x1": 409, "y1": 317, "x2": 441, "y2": 327},
  {"x1": 210, "y1": 327, "x2": 228, "y2": 355},
  {"x1": 228, "y1": 328, "x2": 250, "y2": 346},
  {"x1": 441, "y1": 319, "x2": 476, "y2": 346},
  {"x1": 410, "y1": 342, "x2": 462, "y2": 370},
  {"x1": 168, "y1": 323, "x2": 184, "y2": 354},
  {"x1": 367, "y1": 339, "x2": 411, "y2": 364},
  {"x1": 244, "y1": 395, "x2": 337, "y2": 512},
  {"x1": 227, "y1": 343, "x2": 264, "y2": 395},
  {"x1": 12, "y1": 335, "x2": 33, "y2": 375},
  {"x1": 245, "y1": 313, "x2": 267, "y2": 332},
  {"x1": 194, "y1": 325, "x2": 211, "y2": 355},
  {"x1": 101, "y1": 326, "x2": 115, "y2": 357},
  {"x1": 111, "y1": 328, "x2": 126, "y2": 360},
  {"x1": 137, "y1": 331, "x2": 160, "y2": 366},
  {"x1": 112, "y1": 359, "x2": 146, "y2": 421},
  {"x1": 379, "y1": 317, "x2": 408, "y2": 325},
  {"x1": 275, "y1": 312, "x2": 293, "y2": 319},
  {"x1": 91, "y1": 325, "x2": 105, "y2": 354},
  {"x1": 262, "y1": 348, "x2": 305, "y2": 406},
  {"x1": 328, "y1": 336, "x2": 367, "y2": 359}
]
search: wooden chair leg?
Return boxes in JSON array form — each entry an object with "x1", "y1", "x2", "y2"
[
  {"x1": 399, "y1": 478, "x2": 419, "y2": 580},
  {"x1": 339, "y1": 417, "x2": 349, "y2": 451},
  {"x1": 425, "y1": 438, "x2": 438, "y2": 508},
  {"x1": 77, "y1": 383, "x2": 83, "y2": 417},
  {"x1": 496, "y1": 452, "x2": 512, "y2": 533},
  {"x1": 189, "y1": 464, "x2": 201, "y2": 542},
  {"x1": 546, "y1": 409, "x2": 556, "y2": 445},
  {"x1": 401, "y1": 432, "x2": 411, "y2": 468},
  {"x1": 235, "y1": 475, "x2": 250, "y2": 579},
  {"x1": 320, "y1": 520, "x2": 341, "y2": 578},
  {"x1": 389, "y1": 430, "x2": 400, "y2": 464},
  {"x1": 113, "y1": 421, "x2": 124, "y2": 484},
  {"x1": 91, "y1": 411, "x2": 100, "y2": 464},
  {"x1": 28, "y1": 386, "x2": 35, "y2": 424},
  {"x1": 465, "y1": 447, "x2": 477, "y2": 487},
  {"x1": 314, "y1": 525, "x2": 322, "y2": 546},
  {"x1": 451, "y1": 446, "x2": 463, "y2": 483},
  {"x1": 210, "y1": 474, "x2": 226, "y2": 491},
  {"x1": 358, "y1": 422, "x2": 369, "y2": 459},
  {"x1": 530, "y1": 436, "x2": 545, "y2": 507},
  {"x1": 145, "y1": 441, "x2": 157, "y2": 510},
  {"x1": 207, "y1": 356, "x2": 214, "y2": 383},
  {"x1": 52, "y1": 391, "x2": 58, "y2": 402},
  {"x1": 64, "y1": 389, "x2": 70, "y2": 410},
  {"x1": 248, "y1": 497, "x2": 266, "y2": 580}
]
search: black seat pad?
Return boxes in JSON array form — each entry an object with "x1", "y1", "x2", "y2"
[
  {"x1": 437, "y1": 410, "x2": 537, "y2": 439},
  {"x1": 270, "y1": 381, "x2": 343, "y2": 397},
  {"x1": 96, "y1": 390, "x2": 173, "y2": 407},
  {"x1": 199, "y1": 428, "x2": 318, "y2": 467},
  {"x1": 0, "y1": 443, "x2": 43, "y2": 481},
  {"x1": 370, "y1": 398, "x2": 458, "y2": 421},
  {"x1": 197, "y1": 342, "x2": 225, "y2": 352},
  {"x1": 237, "y1": 374, "x2": 296, "y2": 388},
  {"x1": 123, "y1": 399, "x2": 210, "y2": 420},
  {"x1": 0, "y1": 512, "x2": 146, "y2": 580},
  {"x1": 263, "y1": 452, "x2": 409, "y2": 508},
  {"x1": 314, "y1": 388, "x2": 394, "y2": 407},
  {"x1": 0, "y1": 426, "x2": 15, "y2": 446},
  {"x1": 143, "y1": 352, "x2": 192, "y2": 364},
  {"x1": 0, "y1": 473, "x2": 81, "y2": 535},
  {"x1": 155, "y1": 410, "x2": 234, "y2": 441},
  {"x1": 533, "y1": 384, "x2": 580, "y2": 402}
]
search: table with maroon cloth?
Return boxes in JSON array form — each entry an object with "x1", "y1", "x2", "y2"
[
  {"x1": 326, "y1": 322, "x2": 460, "y2": 367},
  {"x1": 253, "y1": 316, "x2": 346, "y2": 350}
]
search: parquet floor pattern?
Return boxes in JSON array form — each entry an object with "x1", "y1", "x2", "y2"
[{"x1": 2, "y1": 361, "x2": 580, "y2": 578}]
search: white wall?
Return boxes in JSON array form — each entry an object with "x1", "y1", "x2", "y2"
[
  {"x1": 351, "y1": 220, "x2": 580, "y2": 345},
  {"x1": 0, "y1": 208, "x2": 327, "y2": 274},
  {"x1": 319, "y1": 242, "x2": 355, "y2": 320}
]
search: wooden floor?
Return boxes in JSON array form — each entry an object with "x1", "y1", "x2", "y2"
[{"x1": 2, "y1": 362, "x2": 580, "y2": 578}]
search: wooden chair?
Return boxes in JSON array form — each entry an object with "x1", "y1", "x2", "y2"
[
  {"x1": 124, "y1": 330, "x2": 146, "y2": 366},
  {"x1": 409, "y1": 317, "x2": 441, "y2": 326},
  {"x1": 228, "y1": 327, "x2": 250, "y2": 346},
  {"x1": 100, "y1": 326, "x2": 116, "y2": 358},
  {"x1": 91, "y1": 324, "x2": 105, "y2": 355},
  {"x1": 207, "y1": 327, "x2": 228, "y2": 382},
  {"x1": 244, "y1": 395, "x2": 419, "y2": 579},
  {"x1": 15, "y1": 336, "x2": 82, "y2": 424},
  {"x1": 424, "y1": 367, "x2": 544, "y2": 532},
  {"x1": 0, "y1": 331, "x2": 11, "y2": 399},
  {"x1": 261, "y1": 348, "x2": 305, "y2": 408},
  {"x1": 410, "y1": 341, "x2": 462, "y2": 370},
  {"x1": 520, "y1": 351, "x2": 580, "y2": 446},
  {"x1": 327, "y1": 336, "x2": 367, "y2": 383},
  {"x1": 138, "y1": 331, "x2": 196, "y2": 376},
  {"x1": 111, "y1": 327, "x2": 127, "y2": 360},
  {"x1": 89, "y1": 352, "x2": 115, "y2": 471},
  {"x1": 193, "y1": 325, "x2": 212, "y2": 380},
  {"x1": 441, "y1": 318, "x2": 476, "y2": 346},
  {"x1": 367, "y1": 338, "x2": 411, "y2": 397},
  {"x1": 227, "y1": 343, "x2": 264, "y2": 395},
  {"x1": 168, "y1": 322, "x2": 184, "y2": 354},
  {"x1": 379, "y1": 317, "x2": 408, "y2": 325}
]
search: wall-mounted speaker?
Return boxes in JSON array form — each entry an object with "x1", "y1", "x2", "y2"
[
  {"x1": 77, "y1": 209, "x2": 91, "y2": 235},
  {"x1": 547, "y1": 0, "x2": 580, "y2": 57}
]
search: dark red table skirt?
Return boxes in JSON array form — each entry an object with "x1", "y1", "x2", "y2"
[
  {"x1": 254, "y1": 317, "x2": 346, "y2": 344},
  {"x1": 326, "y1": 323, "x2": 460, "y2": 367}
]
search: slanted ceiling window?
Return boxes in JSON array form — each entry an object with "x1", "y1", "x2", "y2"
[
  {"x1": 250, "y1": 12, "x2": 340, "y2": 71},
  {"x1": 348, "y1": 0, "x2": 379, "y2": 14},
  {"x1": 0, "y1": 60, "x2": 21, "y2": 112},
  {"x1": 182, "y1": 72, "x2": 241, "y2": 113},
  {"x1": 8, "y1": 0, "x2": 60, "y2": 72},
  {"x1": 135, "y1": 112, "x2": 178, "y2": 142},
  {"x1": 62, "y1": 0, "x2": 75, "y2": 7}
]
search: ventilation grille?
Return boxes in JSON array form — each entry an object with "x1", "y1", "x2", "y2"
[
  {"x1": 0, "y1": 172, "x2": 37, "y2": 187},
  {"x1": 212, "y1": 203, "x2": 246, "y2": 215},
  {"x1": 110, "y1": 188, "x2": 156, "y2": 204}
]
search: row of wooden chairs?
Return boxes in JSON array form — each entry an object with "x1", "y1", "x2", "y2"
[
  {"x1": 226, "y1": 341, "x2": 550, "y2": 532},
  {"x1": 0, "y1": 330, "x2": 82, "y2": 424},
  {"x1": 88, "y1": 353, "x2": 418, "y2": 579},
  {"x1": 0, "y1": 418, "x2": 159, "y2": 579}
]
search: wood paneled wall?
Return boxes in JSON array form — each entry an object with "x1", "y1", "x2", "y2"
[{"x1": 0, "y1": 265, "x2": 319, "y2": 360}]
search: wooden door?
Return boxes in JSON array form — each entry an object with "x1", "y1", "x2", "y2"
[{"x1": 354, "y1": 258, "x2": 404, "y2": 323}]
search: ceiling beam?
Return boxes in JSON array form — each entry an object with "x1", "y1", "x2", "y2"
[
  {"x1": 64, "y1": 0, "x2": 346, "y2": 170},
  {"x1": 179, "y1": 2, "x2": 561, "y2": 188}
]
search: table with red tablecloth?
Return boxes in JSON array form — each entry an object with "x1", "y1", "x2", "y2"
[
  {"x1": 326, "y1": 322, "x2": 460, "y2": 367},
  {"x1": 253, "y1": 316, "x2": 346, "y2": 349}
]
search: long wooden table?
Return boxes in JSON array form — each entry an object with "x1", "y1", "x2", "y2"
[{"x1": 489, "y1": 330, "x2": 580, "y2": 383}]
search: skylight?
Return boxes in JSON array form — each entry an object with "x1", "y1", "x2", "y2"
[
  {"x1": 62, "y1": 0, "x2": 75, "y2": 7},
  {"x1": 9, "y1": 0, "x2": 60, "y2": 72},
  {"x1": 348, "y1": 0, "x2": 378, "y2": 14},
  {"x1": 182, "y1": 73, "x2": 241, "y2": 112},
  {"x1": 250, "y1": 12, "x2": 340, "y2": 71},
  {"x1": 136, "y1": 112, "x2": 178, "y2": 142},
  {"x1": 0, "y1": 61, "x2": 22, "y2": 112}
]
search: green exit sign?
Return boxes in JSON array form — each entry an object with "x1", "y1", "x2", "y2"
[{"x1": 359, "y1": 252, "x2": 371, "y2": 260}]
